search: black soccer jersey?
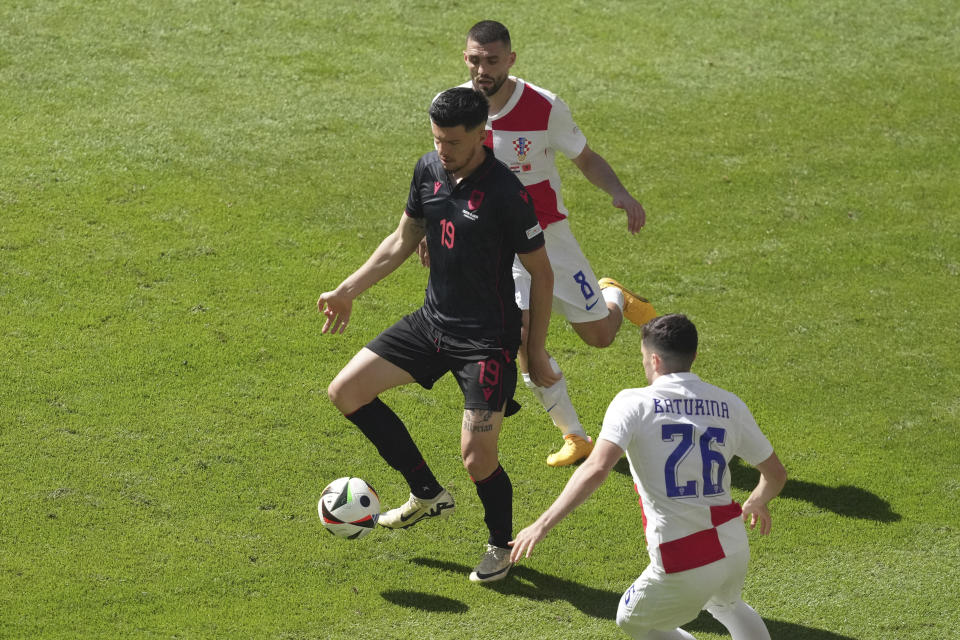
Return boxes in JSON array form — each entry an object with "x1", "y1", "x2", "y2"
[{"x1": 405, "y1": 147, "x2": 545, "y2": 340}]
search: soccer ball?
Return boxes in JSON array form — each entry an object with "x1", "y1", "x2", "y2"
[{"x1": 318, "y1": 477, "x2": 380, "y2": 539}]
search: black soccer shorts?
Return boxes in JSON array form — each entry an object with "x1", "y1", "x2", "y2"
[{"x1": 366, "y1": 308, "x2": 519, "y2": 414}]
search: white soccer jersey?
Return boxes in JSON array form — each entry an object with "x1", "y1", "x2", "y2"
[
  {"x1": 460, "y1": 78, "x2": 588, "y2": 229},
  {"x1": 599, "y1": 372, "x2": 774, "y2": 574}
]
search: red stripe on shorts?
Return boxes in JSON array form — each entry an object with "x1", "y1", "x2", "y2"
[{"x1": 658, "y1": 527, "x2": 725, "y2": 574}]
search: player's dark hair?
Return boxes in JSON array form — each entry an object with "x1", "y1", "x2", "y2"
[
  {"x1": 641, "y1": 314, "x2": 698, "y2": 372},
  {"x1": 467, "y1": 20, "x2": 511, "y2": 49},
  {"x1": 429, "y1": 87, "x2": 489, "y2": 131}
]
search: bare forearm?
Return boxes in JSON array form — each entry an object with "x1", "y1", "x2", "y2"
[
  {"x1": 572, "y1": 146, "x2": 646, "y2": 233},
  {"x1": 741, "y1": 452, "x2": 787, "y2": 534},
  {"x1": 515, "y1": 245, "x2": 560, "y2": 387},
  {"x1": 510, "y1": 439, "x2": 621, "y2": 561},
  {"x1": 526, "y1": 265, "x2": 553, "y2": 353},
  {"x1": 337, "y1": 215, "x2": 424, "y2": 299},
  {"x1": 337, "y1": 232, "x2": 411, "y2": 298},
  {"x1": 747, "y1": 473, "x2": 784, "y2": 507},
  {"x1": 535, "y1": 459, "x2": 610, "y2": 532},
  {"x1": 578, "y1": 152, "x2": 628, "y2": 198},
  {"x1": 750, "y1": 456, "x2": 787, "y2": 505}
]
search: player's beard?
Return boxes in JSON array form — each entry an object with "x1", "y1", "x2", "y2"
[
  {"x1": 473, "y1": 73, "x2": 507, "y2": 97},
  {"x1": 442, "y1": 144, "x2": 483, "y2": 177}
]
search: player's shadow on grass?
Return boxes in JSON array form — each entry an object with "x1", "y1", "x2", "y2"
[
  {"x1": 381, "y1": 589, "x2": 469, "y2": 614},
  {"x1": 615, "y1": 457, "x2": 899, "y2": 522},
  {"x1": 612, "y1": 456, "x2": 632, "y2": 476},
  {"x1": 729, "y1": 458, "x2": 901, "y2": 522},
  {"x1": 411, "y1": 557, "x2": 617, "y2": 619},
  {"x1": 410, "y1": 558, "x2": 858, "y2": 639},
  {"x1": 687, "y1": 610, "x2": 857, "y2": 640}
]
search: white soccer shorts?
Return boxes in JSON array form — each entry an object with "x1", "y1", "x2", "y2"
[
  {"x1": 615, "y1": 548, "x2": 751, "y2": 638},
  {"x1": 512, "y1": 219, "x2": 609, "y2": 324}
]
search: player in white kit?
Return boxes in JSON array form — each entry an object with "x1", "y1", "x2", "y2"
[
  {"x1": 510, "y1": 314, "x2": 787, "y2": 639},
  {"x1": 456, "y1": 20, "x2": 657, "y2": 467}
]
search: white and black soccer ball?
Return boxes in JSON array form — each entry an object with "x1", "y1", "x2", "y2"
[{"x1": 318, "y1": 477, "x2": 380, "y2": 539}]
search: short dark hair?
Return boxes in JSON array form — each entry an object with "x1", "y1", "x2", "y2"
[
  {"x1": 641, "y1": 314, "x2": 698, "y2": 372},
  {"x1": 467, "y1": 20, "x2": 511, "y2": 49},
  {"x1": 429, "y1": 87, "x2": 489, "y2": 131}
]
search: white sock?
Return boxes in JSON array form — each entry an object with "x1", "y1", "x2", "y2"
[
  {"x1": 523, "y1": 358, "x2": 586, "y2": 439},
  {"x1": 708, "y1": 601, "x2": 770, "y2": 640},
  {"x1": 602, "y1": 285, "x2": 625, "y2": 311},
  {"x1": 522, "y1": 371, "x2": 544, "y2": 404}
]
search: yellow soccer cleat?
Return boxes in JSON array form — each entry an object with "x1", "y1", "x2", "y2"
[
  {"x1": 598, "y1": 277, "x2": 657, "y2": 327},
  {"x1": 546, "y1": 434, "x2": 594, "y2": 467}
]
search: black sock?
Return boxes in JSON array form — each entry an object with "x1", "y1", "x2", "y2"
[
  {"x1": 345, "y1": 398, "x2": 442, "y2": 499},
  {"x1": 473, "y1": 465, "x2": 512, "y2": 548}
]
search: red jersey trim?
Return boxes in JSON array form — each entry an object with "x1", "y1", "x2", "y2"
[
  {"x1": 635, "y1": 486, "x2": 649, "y2": 547},
  {"x1": 525, "y1": 180, "x2": 566, "y2": 228},
  {"x1": 492, "y1": 84, "x2": 552, "y2": 131}
]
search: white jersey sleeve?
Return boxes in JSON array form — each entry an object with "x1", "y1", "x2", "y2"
[
  {"x1": 599, "y1": 388, "x2": 660, "y2": 497},
  {"x1": 725, "y1": 397, "x2": 774, "y2": 466},
  {"x1": 546, "y1": 96, "x2": 587, "y2": 159},
  {"x1": 598, "y1": 389, "x2": 644, "y2": 453}
]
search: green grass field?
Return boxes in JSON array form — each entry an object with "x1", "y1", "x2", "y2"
[{"x1": 2, "y1": 1, "x2": 959, "y2": 638}]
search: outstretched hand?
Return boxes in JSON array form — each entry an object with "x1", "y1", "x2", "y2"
[
  {"x1": 508, "y1": 521, "x2": 549, "y2": 563},
  {"x1": 317, "y1": 290, "x2": 353, "y2": 334},
  {"x1": 612, "y1": 193, "x2": 646, "y2": 235},
  {"x1": 741, "y1": 499, "x2": 773, "y2": 535},
  {"x1": 526, "y1": 349, "x2": 562, "y2": 388},
  {"x1": 416, "y1": 237, "x2": 430, "y2": 268}
]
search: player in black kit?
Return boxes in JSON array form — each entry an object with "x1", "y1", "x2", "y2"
[{"x1": 319, "y1": 87, "x2": 559, "y2": 583}]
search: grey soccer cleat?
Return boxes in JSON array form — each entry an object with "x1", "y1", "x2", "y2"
[{"x1": 469, "y1": 544, "x2": 513, "y2": 583}]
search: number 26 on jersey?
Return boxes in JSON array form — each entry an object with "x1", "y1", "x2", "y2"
[{"x1": 662, "y1": 423, "x2": 727, "y2": 499}]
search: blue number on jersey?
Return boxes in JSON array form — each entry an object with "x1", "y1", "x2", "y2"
[
  {"x1": 662, "y1": 424, "x2": 697, "y2": 498},
  {"x1": 662, "y1": 423, "x2": 728, "y2": 499},
  {"x1": 700, "y1": 427, "x2": 727, "y2": 496}
]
